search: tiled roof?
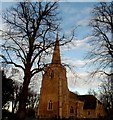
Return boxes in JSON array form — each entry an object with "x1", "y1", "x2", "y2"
[
  {"x1": 78, "y1": 95, "x2": 97, "y2": 109},
  {"x1": 69, "y1": 91, "x2": 98, "y2": 110}
]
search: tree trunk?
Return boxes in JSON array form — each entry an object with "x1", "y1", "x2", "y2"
[{"x1": 17, "y1": 69, "x2": 31, "y2": 120}]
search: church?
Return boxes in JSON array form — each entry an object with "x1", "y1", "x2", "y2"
[{"x1": 36, "y1": 34, "x2": 106, "y2": 119}]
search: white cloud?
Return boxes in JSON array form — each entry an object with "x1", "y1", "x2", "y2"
[
  {"x1": 75, "y1": 36, "x2": 94, "y2": 47},
  {"x1": 62, "y1": 53, "x2": 103, "y2": 95},
  {"x1": 77, "y1": 18, "x2": 90, "y2": 26},
  {"x1": 61, "y1": 35, "x2": 94, "y2": 52},
  {"x1": 67, "y1": 69, "x2": 102, "y2": 94},
  {"x1": 63, "y1": 58, "x2": 86, "y2": 67}
]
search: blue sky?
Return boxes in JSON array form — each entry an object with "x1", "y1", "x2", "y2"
[
  {"x1": 58, "y1": 2, "x2": 98, "y2": 94},
  {"x1": 1, "y1": 1, "x2": 107, "y2": 95}
]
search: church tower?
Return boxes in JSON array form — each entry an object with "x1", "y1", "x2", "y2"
[
  {"x1": 36, "y1": 34, "x2": 107, "y2": 119},
  {"x1": 37, "y1": 34, "x2": 69, "y2": 119}
]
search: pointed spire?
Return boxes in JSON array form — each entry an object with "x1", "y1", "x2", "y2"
[{"x1": 51, "y1": 33, "x2": 61, "y2": 64}]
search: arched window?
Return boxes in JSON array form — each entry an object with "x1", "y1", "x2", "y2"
[
  {"x1": 88, "y1": 111, "x2": 90, "y2": 115},
  {"x1": 50, "y1": 71, "x2": 54, "y2": 79},
  {"x1": 70, "y1": 106, "x2": 74, "y2": 113},
  {"x1": 48, "y1": 70, "x2": 54, "y2": 79},
  {"x1": 48, "y1": 100, "x2": 52, "y2": 110}
]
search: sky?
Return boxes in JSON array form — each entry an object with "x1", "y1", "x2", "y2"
[
  {"x1": 58, "y1": 2, "x2": 100, "y2": 94},
  {"x1": 0, "y1": 0, "x2": 110, "y2": 95}
]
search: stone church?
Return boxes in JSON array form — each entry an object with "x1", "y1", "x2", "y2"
[{"x1": 36, "y1": 34, "x2": 106, "y2": 119}]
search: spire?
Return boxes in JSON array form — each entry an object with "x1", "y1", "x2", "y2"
[{"x1": 51, "y1": 33, "x2": 61, "y2": 64}]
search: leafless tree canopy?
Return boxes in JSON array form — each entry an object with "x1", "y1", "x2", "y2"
[
  {"x1": 1, "y1": 2, "x2": 61, "y2": 76},
  {"x1": 87, "y1": 2, "x2": 113, "y2": 77},
  {"x1": 86, "y1": 2, "x2": 113, "y2": 115},
  {"x1": 99, "y1": 78, "x2": 113, "y2": 111},
  {"x1": 0, "y1": 2, "x2": 75, "y2": 119}
]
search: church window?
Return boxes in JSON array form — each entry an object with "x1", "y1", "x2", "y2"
[
  {"x1": 88, "y1": 111, "x2": 90, "y2": 115},
  {"x1": 70, "y1": 106, "x2": 74, "y2": 113},
  {"x1": 48, "y1": 100, "x2": 52, "y2": 110},
  {"x1": 50, "y1": 71, "x2": 54, "y2": 79},
  {"x1": 98, "y1": 113, "x2": 101, "y2": 117}
]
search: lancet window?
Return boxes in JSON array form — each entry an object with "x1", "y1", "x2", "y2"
[{"x1": 48, "y1": 100, "x2": 52, "y2": 110}]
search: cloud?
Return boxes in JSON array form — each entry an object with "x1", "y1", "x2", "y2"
[
  {"x1": 61, "y1": 35, "x2": 94, "y2": 52},
  {"x1": 75, "y1": 36, "x2": 93, "y2": 48},
  {"x1": 77, "y1": 18, "x2": 90, "y2": 26},
  {"x1": 60, "y1": 3, "x2": 93, "y2": 27},
  {"x1": 60, "y1": 4, "x2": 78, "y2": 15},
  {"x1": 67, "y1": 69, "x2": 102, "y2": 94},
  {"x1": 59, "y1": 2, "x2": 94, "y2": 33},
  {"x1": 62, "y1": 52, "x2": 102, "y2": 95},
  {"x1": 62, "y1": 58, "x2": 86, "y2": 67}
]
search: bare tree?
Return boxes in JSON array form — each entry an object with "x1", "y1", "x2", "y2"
[
  {"x1": 99, "y1": 78, "x2": 113, "y2": 117},
  {"x1": 87, "y1": 2, "x2": 113, "y2": 77},
  {"x1": 87, "y1": 88, "x2": 97, "y2": 97},
  {"x1": 86, "y1": 2, "x2": 113, "y2": 113},
  {"x1": 0, "y1": 2, "x2": 74, "y2": 119}
]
